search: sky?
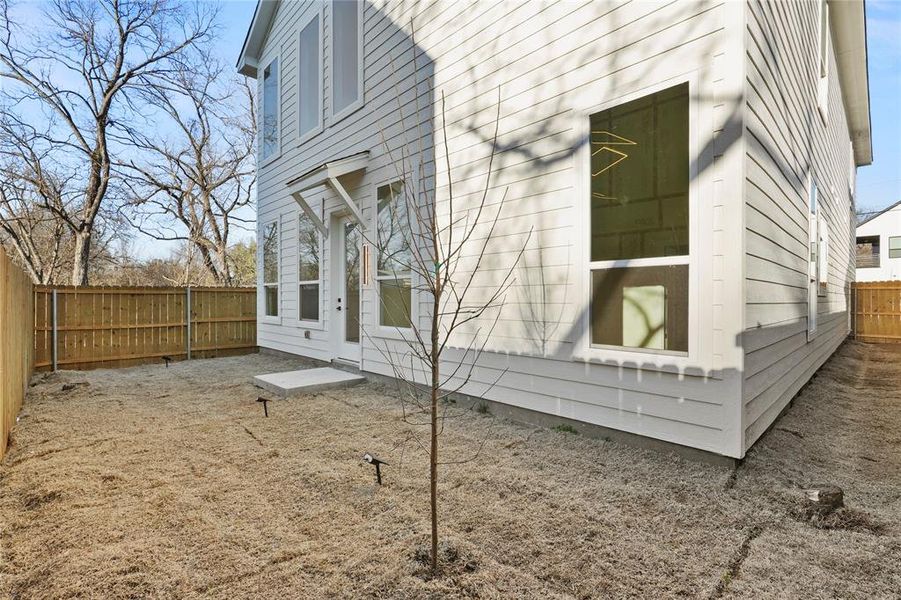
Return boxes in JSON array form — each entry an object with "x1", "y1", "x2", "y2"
[{"x1": 856, "y1": 0, "x2": 901, "y2": 214}]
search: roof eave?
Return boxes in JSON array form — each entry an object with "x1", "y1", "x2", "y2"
[
  {"x1": 831, "y1": 0, "x2": 873, "y2": 166},
  {"x1": 235, "y1": 0, "x2": 277, "y2": 80}
]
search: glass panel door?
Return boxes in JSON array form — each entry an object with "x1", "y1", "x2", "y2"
[{"x1": 343, "y1": 220, "x2": 361, "y2": 345}]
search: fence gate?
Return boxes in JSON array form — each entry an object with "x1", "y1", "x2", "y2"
[{"x1": 852, "y1": 281, "x2": 901, "y2": 343}]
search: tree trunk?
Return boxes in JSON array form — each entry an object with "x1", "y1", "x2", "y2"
[
  {"x1": 430, "y1": 288, "x2": 440, "y2": 573},
  {"x1": 71, "y1": 231, "x2": 91, "y2": 286}
]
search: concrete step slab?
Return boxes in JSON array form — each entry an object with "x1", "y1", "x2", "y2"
[{"x1": 253, "y1": 367, "x2": 365, "y2": 398}]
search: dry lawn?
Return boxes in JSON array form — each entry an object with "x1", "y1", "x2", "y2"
[{"x1": 0, "y1": 341, "x2": 899, "y2": 599}]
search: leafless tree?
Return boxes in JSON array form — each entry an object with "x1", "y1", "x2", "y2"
[
  {"x1": 368, "y1": 68, "x2": 531, "y2": 571},
  {"x1": 120, "y1": 61, "x2": 256, "y2": 286},
  {"x1": 0, "y1": 0, "x2": 215, "y2": 285}
]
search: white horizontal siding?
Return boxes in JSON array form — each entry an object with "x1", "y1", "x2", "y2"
[
  {"x1": 253, "y1": 0, "x2": 748, "y2": 457},
  {"x1": 742, "y1": 0, "x2": 855, "y2": 451}
]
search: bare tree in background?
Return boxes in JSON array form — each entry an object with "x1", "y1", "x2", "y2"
[
  {"x1": 121, "y1": 61, "x2": 256, "y2": 287},
  {"x1": 369, "y1": 79, "x2": 530, "y2": 572},
  {"x1": 0, "y1": 0, "x2": 215, "y2": 285}
]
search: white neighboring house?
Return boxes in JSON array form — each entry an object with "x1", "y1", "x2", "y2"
[
  {"x1": 856, "y1": 201, "x2": 901, "y2": 282},
  {"x1": 237, "y1": 0, "x2": 871, "y2": 460}
]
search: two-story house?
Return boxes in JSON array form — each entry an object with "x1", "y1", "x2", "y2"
[{"x1": 237, "y1": 0, "x2": 871, "y2": 460}]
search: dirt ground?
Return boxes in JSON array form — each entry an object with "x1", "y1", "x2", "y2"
[{"x1": 0, "y1": 341, "x2": 899, "y2": 599}]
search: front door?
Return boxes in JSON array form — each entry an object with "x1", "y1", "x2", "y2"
[{"x1": 336, "y1": 217, "x2": 361, "y2": 362}]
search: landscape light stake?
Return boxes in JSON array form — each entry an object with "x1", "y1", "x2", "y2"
[
  {"x1": 257, "y1": 396, "x2": 270, "y2": 417},
  {"x1": 161, "y1": 356, "x2": 172, "y2": 368},
  {"x1": 363, "y1": 453, "x2": 388, "y2": 485}
]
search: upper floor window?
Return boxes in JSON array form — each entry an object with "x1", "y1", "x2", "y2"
[
  {"x1": 298, "y1": 12, "x2": 322, "y2": 138},
  {"x1": 298, "y1": 212, "x2": 321, "y2": 321},
  {"x1": 588, "y1": 83, "x2": 689, "y2": 353},
  {"x1": 376, "y1": 181, "x2": 412, "y2": 328},
  {"x1": 262, "y1": 221, "x2": 279, "y2": 317},
  {"x1": 262, "y1": 58, "x2": 280, "y2": 160},
  {"x1": 332, "y1": 0, "x2": 362, "y2": 117},
  {"x1": 816, "y1": 0, "x2": 829, "y2": 118}
]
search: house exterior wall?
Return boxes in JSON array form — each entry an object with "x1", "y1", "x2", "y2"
[
  {"x1": 856, "y1": 208, "x2": 901, "y2": 282},
  {"x1": 741, "y1": 0, "x2": 856, "y2": 451},
  {"x1": 248, "y1": 0, "x2": 855, "y2": 459}
]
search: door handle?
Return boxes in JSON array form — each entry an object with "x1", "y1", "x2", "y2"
[{"x1": 336, "y1": 306, "x2": 342, "y2": 311}]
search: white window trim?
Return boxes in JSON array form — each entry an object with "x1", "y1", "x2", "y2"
[
  {"x1": 297, "y1": 209, "x2": 324, "y2": 329},
  {"x1": 373, "y1": 178, "x2": 418, "y2": 339},
  {"x1": 297, "y1": 6, "x2": 324, "y2": 144},
  {"x1": 260, "y1": 218, "x2": 281, "y2": 324},
  {"x1": 259, "y1": 53, "x2": 282, "y2": 167},
  {"x1": 807, "y1": 176, "x2": 819, "y2": 339},
  {"x1": 818, "y1": 214, "x2": 828, "y2": 297},
  {"x1": 329, "y1": 0, "x2": 364, "y2": 123},
  {"x1": 816, "y1": 0, "x2": 829, "y2": 122},
  {"x1": 573, "y1": 74, "x2": 701, "y2": 370}
]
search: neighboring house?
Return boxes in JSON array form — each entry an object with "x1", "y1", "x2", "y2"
[
  {"x1": 237, "y1": 0, "x2": 871, "y2": 460},
  {"x1": 856, "y1": 201, "x2": 901, "y2": 282}
]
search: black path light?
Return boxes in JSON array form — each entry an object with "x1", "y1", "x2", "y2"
[
  {"x1": 161, "y1": 355, "x2": 173, "y2": 368},
  {"x1": 256, "y1": 396, "x2": 271, "y2": 417},
  {"x1": 363, "y1": 453, "x2": 389, "y2": 485}
]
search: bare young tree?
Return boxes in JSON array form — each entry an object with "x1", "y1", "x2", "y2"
[
  {"x1": 0, "y1": 0, "x2": 215, "y2": 285},
  {"x1": 120, "y1": 61, "x2": 256, "y2": 287},
  {"x1": 369, "y1": 77, "x2": 531, "y2": 572}
]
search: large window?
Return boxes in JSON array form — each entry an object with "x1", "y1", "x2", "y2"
[
  {"x1": 588, "y1": 83, "x2": 689, "y2": 352},
  {"x1": 261, "y1": 58, "x2": 279, "y2": 160},
  {"x1": 298, "y1": 213, "x2": 320, "y2": 321},
  {"x1": 376, "y1": 182, "x2": 412, "y2": 328},
  {"x1": 262, "y1": 221, "x2": 279, "y2": 317},
  {"x1": 298, "y1": 13, "x2": 321, "y2": 138},
  {"x1": 332, "y1": 0, "x2": 362, "y2": 116}
]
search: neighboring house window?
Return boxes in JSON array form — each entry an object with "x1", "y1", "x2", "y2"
[
  {"x1": 588, "y1": 83, "x2": 689, "y2": 352},
  {"x1": 816, "y1": 0, "x2": 829, "y2": 118},
  {"x1": 856, "y1": 236, "x2": 879, "y2": 268},
  {"x1": 262, "y1": 58, "x2": 279, "y2": 160},
  {"x1": 298, "y1": 12, "x2": 321, "y2": 138},
  {"x1": 332, "y1": 0, "x2": 362, "y2": 116},
  {"x1": 376, "y1": 181, "x2": 412, "y2": 328},
  {"x1": 298, "y1": 212, "x2": 321, "y2": 321},
  {"x1": 889, "y1": 236, "x2": 901, "y2": 259},
  {"x1": 262, "y1": 221, "x2": 279, "y2": 317}
]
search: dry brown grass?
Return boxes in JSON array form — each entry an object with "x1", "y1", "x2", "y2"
[{"x1": 1, "y1": 341, "x2": 899, "y2": 599}]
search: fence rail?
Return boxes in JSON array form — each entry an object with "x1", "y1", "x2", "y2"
[
  {"x1": 852, "y1": 281, "x2": 901, "y2": 343},
  {"x1": 1, "y1": 253, "x2": 34, "y2": 459},
  {"x1": 34, "y1": 286, "x2": 257, "y2": 371}
]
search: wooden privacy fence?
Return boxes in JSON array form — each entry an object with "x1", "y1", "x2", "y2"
[
  {"x1": 34, "y1": 286, "x2": 257, "y2": 371},
  {"x1": 852, "y1": 281, "x2": 901, "y2": 343},
  {"x1": 1, "y1": 253, "x2": 34, "y2": 459}
]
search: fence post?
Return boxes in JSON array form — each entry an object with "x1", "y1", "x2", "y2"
[
  {"x1": 51, "y1": 289, "x2": 58, "y2": 372},
  {"x1": 186, "y1": 286, "x2": 192, "y2": 361}
]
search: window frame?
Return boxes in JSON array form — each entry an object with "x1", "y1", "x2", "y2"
[
  {"x1": 889, "y1": 236, "x2": 901, "y2": 260},
  {"x1": 296, "y1": 7, "x2": 324, "y2": 144},
  {"x1": 574, "y1": 74, "x2": 700, "y2": 368},
  {"x1": 807, "y1": 176, "x2": 819, "y2": 338},
  {"x1": 330, "y1": 0, "x2": 364, "y2": 123},
  {"x1": 816, "y1": 0, "x2": 830, "y2": 122},
  {"x1": 259, "y1": 54, "x2": 281, "y2": 167},
  {"x1": 296, "y1": 209, "x2": 324, "y2": 328},
  {"x1": 260, "y1": 218, "x2": 281, "y2": 323},
  {"x1": 373, "y1": 177, "x2": 418, "y2": 337}
]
